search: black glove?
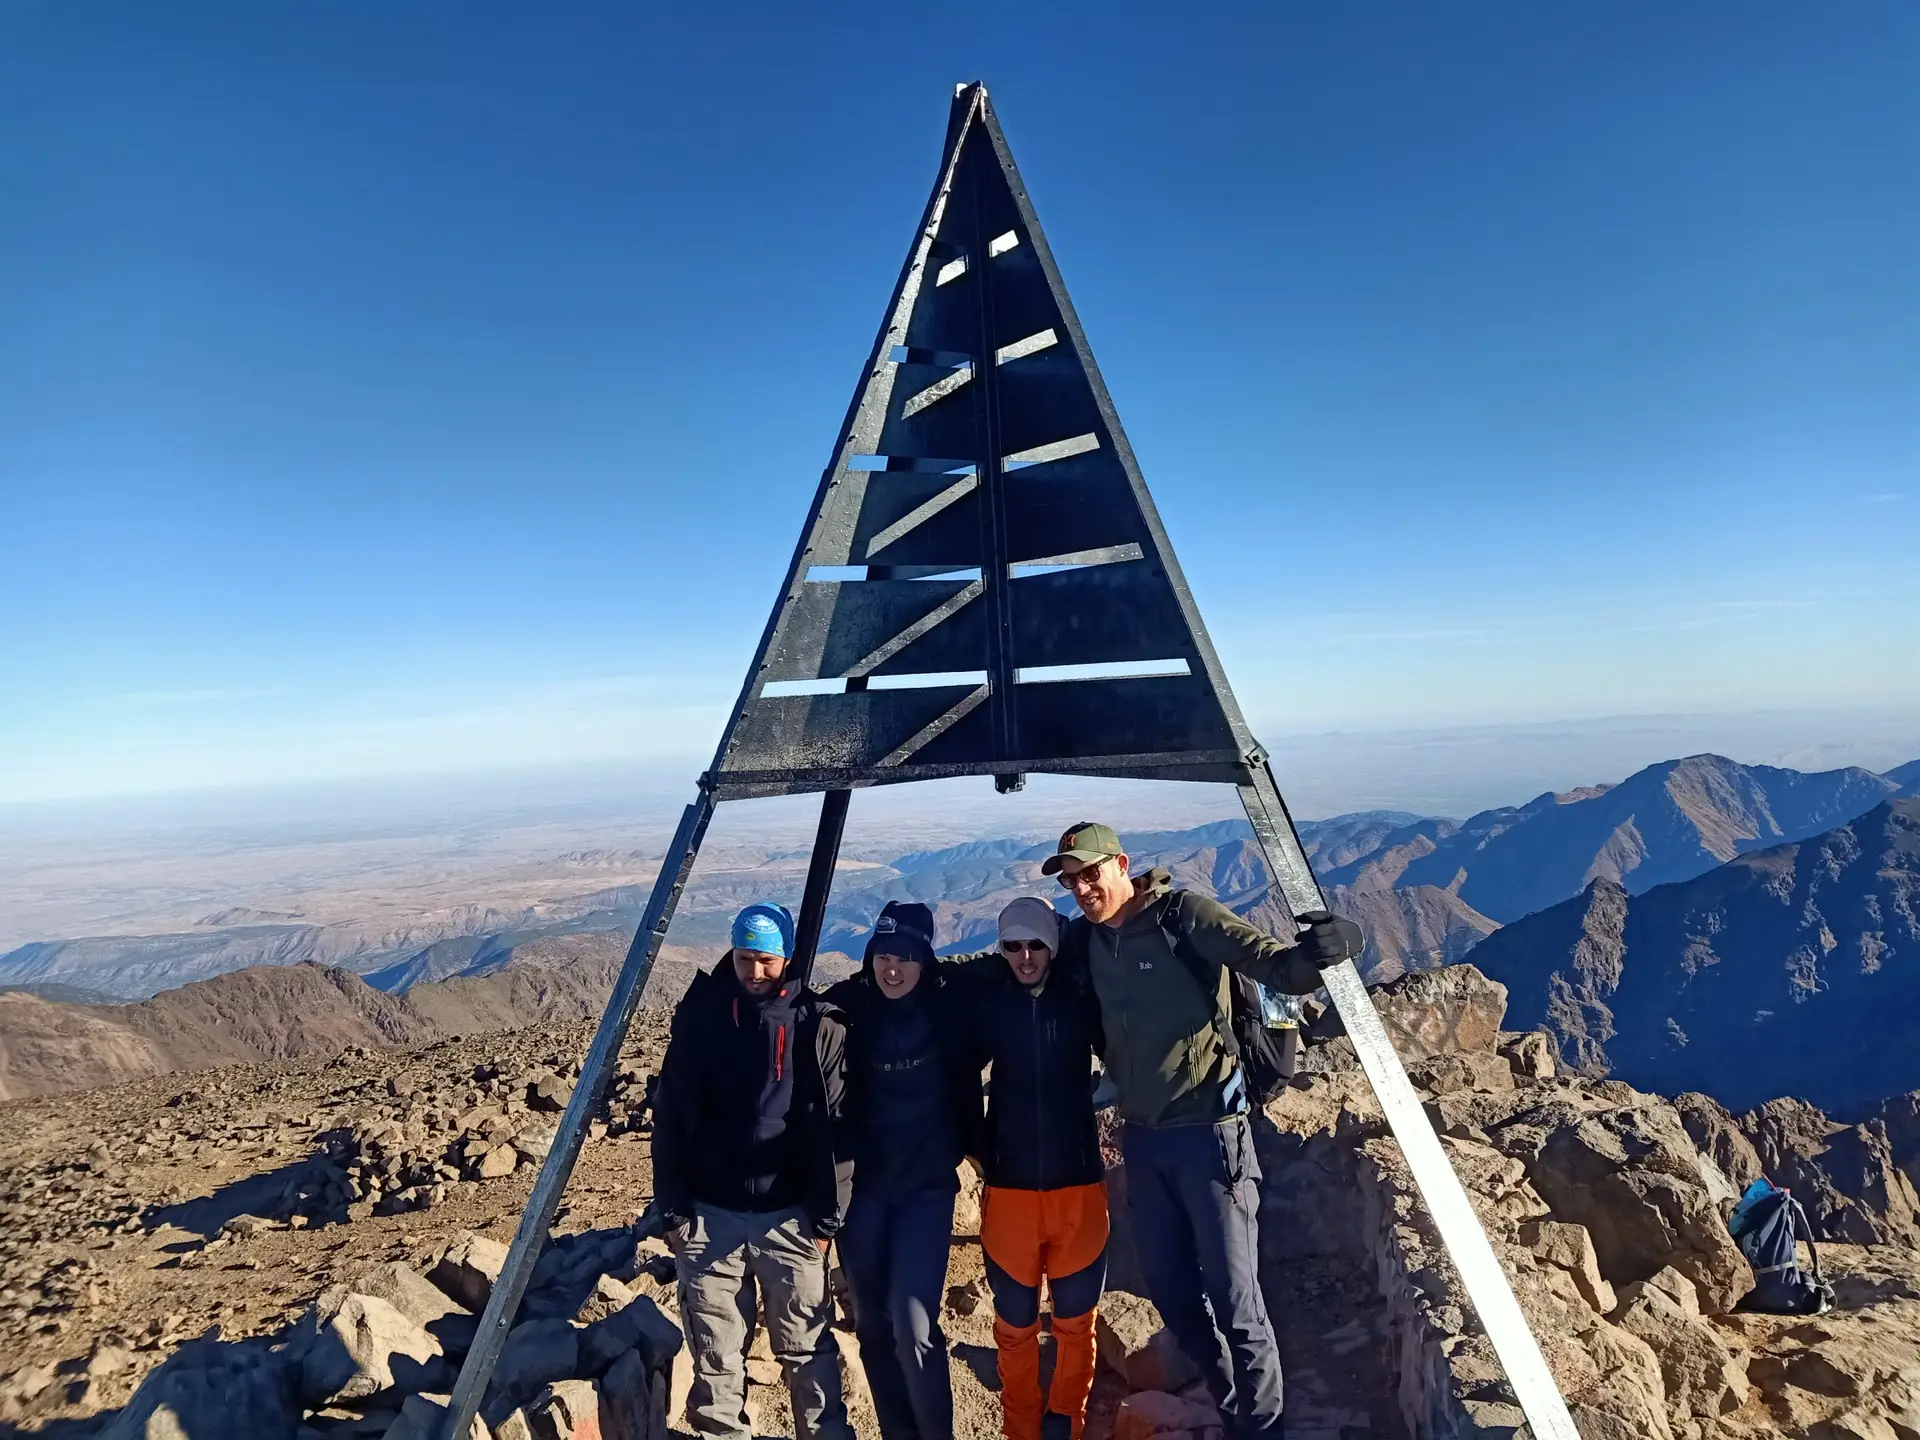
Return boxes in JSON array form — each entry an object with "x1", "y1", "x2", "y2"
[{"x1": 1292, "y1": 910, "x2": 1362, "y2": 970}]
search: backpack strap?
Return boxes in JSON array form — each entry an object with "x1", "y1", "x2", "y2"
[
  {"x1": 1787, "y1": 1193, "x2": 1823, "y2": 1284},
  {"x1": 1157, "y1": 890, "x2": 1242, "y2": 1064}
]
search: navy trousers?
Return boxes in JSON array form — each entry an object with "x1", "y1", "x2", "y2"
[
  {"x1": 837, "y1": 1185, "x2": 956, "y2": 1440},
  {"x1": 1121, "y1": 1115, "x2": 1285, "y2": 1439}
]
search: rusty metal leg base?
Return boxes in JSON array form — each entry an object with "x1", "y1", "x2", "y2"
[
  {"x1": 1238, "y1": 761, "x2": 1579, "y2": 1440},
  {"x1": 439, "y1": 790, "x2": 716, "y2": 1440}
]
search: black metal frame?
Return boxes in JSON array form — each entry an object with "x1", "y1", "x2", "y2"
[{"x1": 438, "y1": 83, "x2": 1579, "y2": 1440}]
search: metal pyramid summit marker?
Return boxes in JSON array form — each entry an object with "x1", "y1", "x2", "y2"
[
  {"x1": 440, "y1": 83, "x2": 1579, "y2": 1440},
  {"x1": 710, "y1": 82, "x2": 1256, "y2": 799}
]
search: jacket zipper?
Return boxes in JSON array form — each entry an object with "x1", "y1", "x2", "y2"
[
  {"x1": 1031, "y1": 989, "x2": 1045, "y2": 1189},
  {"x1": 1113, "y1": 927, "x2": 1133, "y2": 1116}
]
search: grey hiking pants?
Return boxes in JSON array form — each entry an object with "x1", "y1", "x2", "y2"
[
  {"x1": 1122, "y1": 1115, "x2": 1285, "y2": 1439},
  {"x1": 670, "y1": 1203, "x2": 854, "y2": 1440}
]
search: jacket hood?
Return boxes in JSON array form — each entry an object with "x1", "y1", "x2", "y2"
[{"x1": 1113, "y1": 867, "x2": 1175, "y2": 930}]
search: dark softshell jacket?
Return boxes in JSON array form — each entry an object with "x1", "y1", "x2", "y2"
[
  {"x1": 1065, "y1": 868, "x2": 1322, "y2": 1127},
  {"x1": 953, "y1": 952, "x2": 1106, "y2": 1192},
  {"x1": 651, "y1": 956, "x2": 852, "y2": 1234},
  {"x1": 824, "y1": 959, "x2": 982, "y2": 1198}
]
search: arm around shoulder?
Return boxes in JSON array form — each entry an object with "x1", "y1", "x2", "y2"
[
  {"x1": 804, "y1": 1002, "x2": 854, "y2": 1237},
  {"x1": 1180, "y1": 892, "x2": 1326, "y2": 996}
]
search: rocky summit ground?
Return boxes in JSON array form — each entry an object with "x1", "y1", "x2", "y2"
[{"x1": 0, "y1": 966, "x2": 1916, "y2": 1439}]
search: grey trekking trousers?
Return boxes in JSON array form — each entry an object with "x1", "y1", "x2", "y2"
[{"x1": 670, "y1": 1203, "x2": 854, "y2": 1440}]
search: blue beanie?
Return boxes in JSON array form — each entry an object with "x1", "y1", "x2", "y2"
[{"x1": 731, "y1": 903, "x2": 795, "y2": 959}]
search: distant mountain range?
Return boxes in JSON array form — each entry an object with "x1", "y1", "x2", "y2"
[
  {"x1": 3, "y1": 752, "x2": 1915, "y2": 1106},
  {"x1": 2, "y1": 755, "x2": 1911, "y2": 1006},
  {"x1": 1468, "y1": 797, "x2": 1920, "y2": 1118},
  {"x1": 0, "y1": 935, "x2": 712, "y2": 1101},
  {"x1": 1380, "y1": 753, "x2": 1905, "y2": 922}
]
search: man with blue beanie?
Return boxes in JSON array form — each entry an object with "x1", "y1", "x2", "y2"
[{"x1": 653, "y1": 902, "x2": 855, "y2": 1440}]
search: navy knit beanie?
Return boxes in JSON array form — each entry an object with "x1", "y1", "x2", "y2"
[{"x1": 865, "y1": 900, "x2": 936, "y2": 968}]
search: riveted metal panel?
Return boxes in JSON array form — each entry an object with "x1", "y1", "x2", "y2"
[
  {"x1": 1008, "y1": 561, "x2": 1194, "y2": 669},
  {"x1": 1009, "y1": 673, "x2": 1240, "y2": 763},
  {"x1": 718, "y1": 684, "x2": 987, "y2": 776},
  {"x1": 761, "y1": 578, "x2": 986, "y2": 681}
]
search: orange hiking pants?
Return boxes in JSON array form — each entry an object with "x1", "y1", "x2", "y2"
[{"x1": 980, "y1": 1182, "x2": 1110, "y2": 1440}]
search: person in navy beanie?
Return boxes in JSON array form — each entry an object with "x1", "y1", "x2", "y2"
[
  {"x1": 824, "y1": 901, "x2": 981, "y2": 1440},
  {"x1": 652, "y1": 902, "x2": 855, "y2": 1440}
]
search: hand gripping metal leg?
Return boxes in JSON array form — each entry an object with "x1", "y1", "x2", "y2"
[
  {"x1": 438, "y1": 792, "x2": 715, "y2": 1440},
  {"x1": 1239, "y1": 760, "x2": 1579, "y2": 1440}
]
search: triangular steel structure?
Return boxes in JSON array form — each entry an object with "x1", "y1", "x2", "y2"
[
  {"x1": 709, "y1": 83, "x2": 1258, "y2": 799},
  {"x1": 440, "y1": 84, "x2": 1579, "y2": 1440}
]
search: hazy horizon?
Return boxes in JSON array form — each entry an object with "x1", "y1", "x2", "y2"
[{"x1": 5, "y1": 702, "x2": 1915, "y2": 954}]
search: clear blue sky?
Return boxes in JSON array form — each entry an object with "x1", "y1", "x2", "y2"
[{"x1": 4, "y1": 2, "x2": 1916, "y2": 803}]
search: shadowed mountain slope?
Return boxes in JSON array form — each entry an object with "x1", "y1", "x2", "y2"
[
  {"x1": 1468, "y1": 797, "x2": 1920, "y2": 1116},
  {"x1": 1390, "y1": 753, "x2": 1901, "y2": 922}
]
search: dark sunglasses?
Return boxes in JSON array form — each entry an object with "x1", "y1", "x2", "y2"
[
  {"x1": 1056, "y1": 857, "x2": 1110, "y2": 890},
  {"x1": 999, "y1": 939, "x2": 1053, "y2": 955}
]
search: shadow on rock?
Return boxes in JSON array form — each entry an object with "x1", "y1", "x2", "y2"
[{"x1": 141, "y1": 1158, "x2": 325, "y2": 1239}]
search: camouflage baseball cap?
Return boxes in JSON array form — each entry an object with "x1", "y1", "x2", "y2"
[{"x1": 1040, "y1": 821, "x2": 1124, "y2": 876}]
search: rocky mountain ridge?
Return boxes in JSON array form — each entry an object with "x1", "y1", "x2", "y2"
[
  {"x1": 1467, "y1": 797, "x2": 1920, "y2": 1117},
  {"x1": 1389, "y1": 754, "x2": 1905, "y2": 923},
  {"x1": 3, "y1": 963, "x2": 1917, "y2": 1438},
  {"x1": 0, "y1": 938, "x2": 708, "y2": 1103}
]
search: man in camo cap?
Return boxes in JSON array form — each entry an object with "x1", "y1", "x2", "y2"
[{"x1": 1045, "y1": 823, "x2": 1361, "y2": 1440}]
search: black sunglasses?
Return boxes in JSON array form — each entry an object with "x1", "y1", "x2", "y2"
[
  {"x1": 1056, "y1": 857, "x2": 1111, "y2": 890},
  {"x1": 1000, "y1": 939, "x2": 1053, "y2": 955}
]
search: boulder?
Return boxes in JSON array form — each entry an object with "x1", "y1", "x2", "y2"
[
  {"x1": 527, "y1": 1072, "x2": 573, "y2": 1114},
  {"x1": 1407, "y1": 1048, "x2": 1515, "y2": 1097},
  {"x1": 953, "y1": 1161, "x2": 983, "y2": 1236},
  {"x1": 431, "y1": 1232, "x2": 510, "y2": 1311},
  {"x1": 527, "y1": 1378, "x2": 602, "y2": 1439},
  {"x1": 1673, "y1": 1092, "x2": 1763, "y2": 1194},
  {"x1": 102, "y1": 1338, "x2": 301, "y2": 1440},
  {"x1": 574, "y1": 1274, "x2": 637, "y2": 1327},
  {"x1": 1519, "y1": 1219, "x2": 1615, "y2": 1314},
  {"x1": 1508, "y1": 1098, "x2": 1751, "y2": 1312},
  {"x1": 1096, "y1": 1290, "x2": 1200, "y2": 1394},
  {"x1": 492, "y1": 1319, "x2": 578, "y2": 1404},
  {"x1": 514, "y1": 1125, "x2": 557, "y2": 1165},
  {"x1": 290, "y1": 1288, "x2": 447, "y2": 1406},
  {"x1": 599, "y1": 1349, "x2": 661, "y2": 1440},
  {"x1": 1499, "y1": 1030, "x2": 1556, "y2": 1080},
  {"x1": 1372, "y1": 962, "x2": 1508, "y2": 1059},
  {"x1": 1574, "y1": 1320, "x2": 1673, "y2": 1440},
  {"x1": 578, "y1": 1295, "x2": 683, "y2": 1378},
  {"x1": 354, "y1": 1261, "x2": 470, "y2": 1329},
  {"x1": 1615, "y1": 1285, "x2": 1749, "y2": 1421},
  {"x1": 477, "y1": 1144, "x2": 520, "y2": 1179},
  {"x1": 1615, "y1": 1266, "x2": 1699, "y2": 1317}
]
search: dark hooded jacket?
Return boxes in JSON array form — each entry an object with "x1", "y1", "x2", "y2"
[
  {"x1": 953, "y1": 949, "x2": 1106, "y2": 1192},
  {"x1": 651, "y1": 955, "x2": 851, "y2": 1233},
  {"x1": 1061, "y1": 867, "x2": 1323, "y2": 1127},
  {"x1": 824, "y1": 956, "x2": 981, "y2": 1199}
]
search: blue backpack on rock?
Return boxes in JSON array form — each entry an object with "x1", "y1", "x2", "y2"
[{"x1": 1728, "y1": 1179, "x2": 1834, "y2": 1315}]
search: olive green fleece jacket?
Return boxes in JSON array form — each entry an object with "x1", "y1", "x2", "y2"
[{"x1": 1078, "y1": 867, "x2": 1323, "y2": 1128}]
